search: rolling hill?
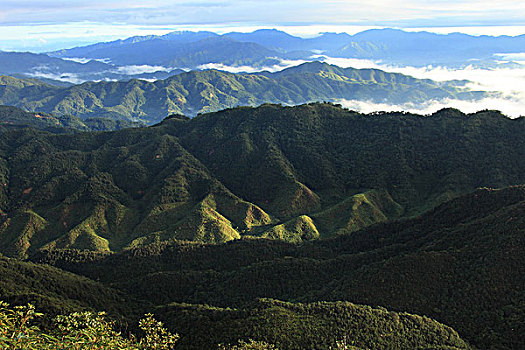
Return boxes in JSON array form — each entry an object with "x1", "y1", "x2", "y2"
[
  {"x1": 0, "y1": 62, "x2": 484, "y2": 123},
  {"x1": 36, "y1": 185, "x2": 525, "y2": 349},
  {"x1": 0, "y1": 103, "x2": 522, "y2": 348},
  {"x1": 0, "y1": 103, "x2": 522, "y2": 260},
  {"x1": 0, "y1": 105, "x2": 143, "y2": 132},
  {"x1": 0, "y1": 256, "x2": 474, "y2": 350}
]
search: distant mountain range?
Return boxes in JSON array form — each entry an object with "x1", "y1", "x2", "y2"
[
  {"x1": 0, "y1": 50, "x2": 185, "y2": 85},
  {"x1": 0, "y1": 28, "x2": 523, "y2": 85},
  {"x1": 0, "y1": 62, "x2": 484, "y2": 123},
  {"x1": 50, "y1": 28, "x2": 525, "y2": 68}
]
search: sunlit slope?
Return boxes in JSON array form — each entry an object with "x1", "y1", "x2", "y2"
[
  {"x1": 37, "y1": 186, "x2": 524, "y2": 349},
  {"x1": 0, "y1": 103, "x2": 523, "y2": 256},
  {"x1": 0, "y1": 62, "x2": 482, "y2": 123}
]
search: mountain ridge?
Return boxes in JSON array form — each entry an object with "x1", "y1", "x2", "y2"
[
  {"x1": 0, "y1": 103, "x2": 523, "y2": 260},
  {"x1": 0, "y1": 62, "x2": 484, "y2": 123},
  {"x1": 48, "y1": 27, "x2": 525, "y2": 68},
  {"x1": 33, "y1": 184, "x2": 525, "y2": 349}
]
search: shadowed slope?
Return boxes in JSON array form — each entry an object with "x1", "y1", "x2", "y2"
[
  {"x1": 36, "y1": 186, "x2": 525, "y2": 349},
  {"x1": 0, "y1": 104, "x2": 523, "y2": 258}
]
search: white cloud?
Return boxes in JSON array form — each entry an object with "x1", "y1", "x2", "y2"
[
  {"x1": 337, "y1": 97, "x2": 524, "y2": 118},
  {"x1": 197, "y1": 58, "x2": 309, "y2": 73},
  {"x1": 60, "y1": 57, "x2": 92, "y2": 64},
  {"x1": 494, "y1": 53, "x2": 525, "y2": 65},
  {"x1": 26, "y1": 71, "x2": 83, "y2": 84},
  {"x1": 197, "y1": 63, "x2": 267, "y2": 74},
  {"x1": 311, "y1": 55, "x2": 384, "y2": 69},
  {"x1": 116, "y1": 65, "x2": 172, "y2": 75},
  {"x1": 2, "y1": 1, "x2": 525, "y2": 36},
  {"x1": 61, "y1": 57, "x2": 112, "y2": 64}
]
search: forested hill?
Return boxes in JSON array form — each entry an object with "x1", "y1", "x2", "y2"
[
  {"x1": 35, "y1": 184, "x2": 525, "y2": 349},
  {"x1": 0, "y1": 105, "x2": 143, "y2": 132},
  {"x1": 0, "y1": 61, "x2": 483, "y2": 123},
  {"x1": 0, "y1": 103, "x2": 523, "y2": 258}
]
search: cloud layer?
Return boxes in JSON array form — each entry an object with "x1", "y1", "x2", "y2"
[
  {"x1": 314, "y1": 56, "x2": 525, "y2": 118},
  {"x1": 116, "y1": 65, "x2": 172, "y2": 75},
  {"x1": 196, "y1": 58, "x2": 309, "y2": 74},
  {"x1": 338, "y1": 97, "x2": 524, "y2": 119}
]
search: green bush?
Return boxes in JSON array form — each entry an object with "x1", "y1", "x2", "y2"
[
  {"x1": 218, "y1": 339, "x2": 277, "y2": 350},
  {"x1": 0, "y1": 301, "x2": 178, "y2": 349}
]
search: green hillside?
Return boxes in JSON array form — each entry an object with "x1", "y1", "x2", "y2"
[
  {"x1": 0, "y1": 105, "x2": 143, "y2": 132},
  {"x1": 158, "y1": 299, "x2": 473, "y2": 350},
  {"x1": 0, "y1": 255, "x2": 136, "y2": 319},
  {"x1": 0, "y1": 62, "x2": 484, "y2": 123},
  {"x1": 0, "y1": 253, "x2": 475, "y2": 349},
  {"x1": 0, "y1": 242, "x2": 477, "y2": 349},
  {"x1": 0, "y1": 103, "x2": 523, "y2": 258},
  {"x1": 37, "y1": 185, "x2": 525, "y2": 349},
  {"x1": 0, "y1": 103, "x2": 523, "y2": 349}
]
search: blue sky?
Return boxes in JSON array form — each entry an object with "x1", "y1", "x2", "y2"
[{"x1": 1, "y1": 0, "x2": 525, "y2": 51}]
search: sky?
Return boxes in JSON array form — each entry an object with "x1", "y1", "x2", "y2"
[
  {"x1": 1, "y1": 0, "x2": 525, "y2": 117},
  {"x1": 1, "y1": 0, "x2": 525, "y2": 51}
]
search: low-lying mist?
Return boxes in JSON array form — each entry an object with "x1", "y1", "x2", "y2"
[
  {"x1": 316, "y1": 55, "x2": 525, "y2": 118},
  {"x1": 22, "y1": 53, "x2": 525, "y2": 118},
  {"x1": 337, "y1": 97, "x2": 524, "y2": 118},
  {"x1": 196, "y1": 59, "x2": 309, "y2": 73},
  {"x1": 192, "y1": 56, "x2": 525, "y2": 118}
]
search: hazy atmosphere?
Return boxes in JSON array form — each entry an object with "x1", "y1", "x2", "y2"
[
  {"x1": 1, "y1": 0, "x2": 525, "y2": 51},
  {"x1": 1, "y1": 1, "x2": 524, "y2": 117}
]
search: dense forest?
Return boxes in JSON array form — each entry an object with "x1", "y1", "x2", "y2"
[
  {"x1": 0, "y1": 62, "x2": 483, "y2": 122},
  {"x1": 0, "y1": 103, "x2": 523, "y2": 349},
  {"x1": 0, "y1": 103, "x2": 523, "y2": 257},
  {"x1": 0, "y1": 105, "x2": 143, "y2": 133}
]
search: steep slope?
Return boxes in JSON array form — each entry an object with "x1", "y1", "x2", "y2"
[
  {"x1": 312, "y1": 189, "x2": 403, "y2": 236},
  {"x1": 0, "y1": 255, "x2": 135, "y2": 318},
  {"x1": 0, "y1": 124, "x2": 275, "y2": 257},
  {"x1": 0, "y1": 62, "x2": 483, "y2": 123},
  {"x1": 176, "y1": 104, "x2": 524, "y2": 216},
  {"x1": 38, "y1": 186, "x2": 525, "y2": 349},
  {"x1": 0, "y1": 104, "x2": 523, "y2": 258}
]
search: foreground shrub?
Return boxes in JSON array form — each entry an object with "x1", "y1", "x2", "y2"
[{"x1": 0, "y1": 301, "x2": 178, "y2": 349}]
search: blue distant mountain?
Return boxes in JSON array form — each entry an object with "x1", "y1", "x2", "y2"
[
  {"x1": 0, "y1": 28, "x2": 523, "y2": 86},
  {"x1": 332, "y1": 28, "x2": 525, "y2": 66},
  {"x1": 48, "y1": 28, "x2": 525, "y2": 69}
]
